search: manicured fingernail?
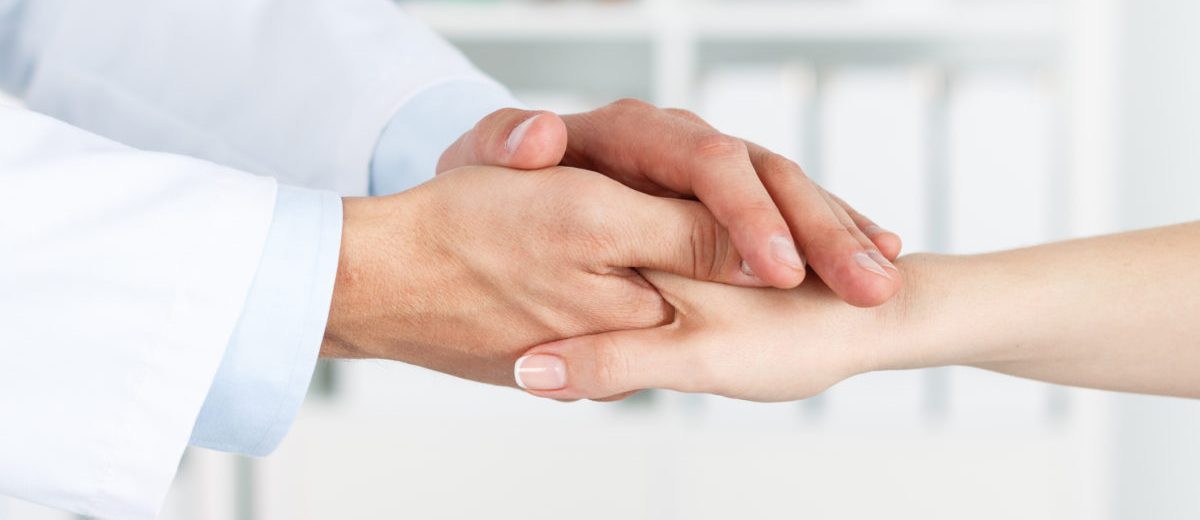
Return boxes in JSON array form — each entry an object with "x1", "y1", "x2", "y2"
[
  {"x1": 514, "y1": 354, "x2": 566, "y2": 391},
  {"x1": 740, "y1": 260, "x2": 756, "y2": 277},
  {"x1": 867, "y1": 250, "x2": 898, "y2": 272},
  {"x1": 770, "y1": 235, "x2": 805, "y2": 270},
  {"x1": 505, "y1": 114, "x2": 540, "y2": 154},
  {"x1": 863, "y1": 225, "x2": 888, "y2": 236},
  {"x1": 853, "y1": 251, "x2": 891, "y2": 278}
]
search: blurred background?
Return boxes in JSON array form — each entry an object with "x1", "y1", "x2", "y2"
[{"x1": 4, "y1": 0, "x2": 1200, "y2": 518}]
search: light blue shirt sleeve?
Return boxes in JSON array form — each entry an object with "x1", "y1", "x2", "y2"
[
  {"x1": 370, "y1": 79, "x2": 522, "y2": 195},
  {"x1": 190, "y1": 80, "x2": 517, "y2": 456},
  {"x1": 189, "y1": 185, "x2": 342, "y2": 456}
]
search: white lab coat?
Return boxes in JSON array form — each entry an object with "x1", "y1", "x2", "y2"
[{"x1": 0, "y1": 0, "x2": 499, "y2": 517}]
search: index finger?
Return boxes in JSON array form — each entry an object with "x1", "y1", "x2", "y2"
[
  {"x1": 745, "y1": 142, "x2": 901, "y2": 307},
  {"x1": 568, "y1": 104, "x2": 807, "y2": 289}
]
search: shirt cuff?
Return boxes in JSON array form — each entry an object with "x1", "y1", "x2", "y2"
[
  {"x1": 369, "y1": 79, "x2": 522, "y2": 195},
  {"x1": 189, "y1": 185, "x2": 342, "y2": 456}
]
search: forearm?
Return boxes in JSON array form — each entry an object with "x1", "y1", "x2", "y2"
[{"x1": 885, "y1": 222, "x2": 1200, "y2": 397}]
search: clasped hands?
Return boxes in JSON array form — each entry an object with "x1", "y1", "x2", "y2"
[{"x1": 322, "y1": 99, "x2": 907, "y2": 403}]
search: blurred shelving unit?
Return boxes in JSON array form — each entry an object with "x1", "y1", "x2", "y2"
[
  {"x1": 0, "y1": 2, "x2": 1129, "y2": 520},
  {"x1": 402, "y1": 0, "x2": 1062, "y2": 108},
  {"x1": 406, "y1": 0, "x2": 1059, "y2": 42}
]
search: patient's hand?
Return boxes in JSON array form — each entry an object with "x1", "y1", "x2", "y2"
[
  {"x1": 438, "y1": 101, "x2": 903, "y2": 307},
  {"x1": 321, "y1": 165, "x2": 756, "y2": 388},
  {"x1": 511, "y1": 267, "x2": 907, "y2": 400},
  {"x1": 518, "y1": 222, "x2": 1200, "y2": 401}
]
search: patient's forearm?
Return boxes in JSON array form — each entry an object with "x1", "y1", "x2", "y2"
[{"x1": 885, "y1": 222, "x2": 1200, "y2": 397}]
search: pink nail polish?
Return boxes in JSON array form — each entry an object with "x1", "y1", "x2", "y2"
[{"x1": 514, "y1": 354, "x2": 567, "y2": 391}]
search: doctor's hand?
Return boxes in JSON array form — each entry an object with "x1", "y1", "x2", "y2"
[
  {"x1": 437, "y1": 101, "x2": 903, "y2": 307},
  {"x1": 320, "y1": 165, "x2": 756, "y2": 388}
]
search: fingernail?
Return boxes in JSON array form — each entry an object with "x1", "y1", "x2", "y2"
[
  {"x1": 770, "y1": 235, "x2": 805, "y2": 271},
  {"x1": 854, "y1": 251, "x2": 891, "y2": 278},
  {"x1": 505, "y1": 114, "x2": 540, "y2": 154},
  {"x1": 514, "y1": 354, "x2": 566, "y2": 391},
  {"x1": 740, "y1": 260, "x2": 756, "y2": 278},
  {"x1": 867, "y1": 250, "x2": 898, "y2": 272},
  {"x1": 863, "y1": 225, "x2": 888, "y2": 236}
]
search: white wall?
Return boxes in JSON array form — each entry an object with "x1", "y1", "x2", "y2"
[
  {"x1": 1113, "y1": 1, "x2": 1200, "y2": 518},
  {"x1": 1117, "y1": 0, "x2": 1200, "y2": 230}
]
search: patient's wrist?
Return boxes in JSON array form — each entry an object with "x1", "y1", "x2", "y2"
[
  {"x1": 868, "y1": 253, "x2": 972, "y2": 372},
  {"x1": 873, "y1": 252, "x2": 1032, "y2": 373}
]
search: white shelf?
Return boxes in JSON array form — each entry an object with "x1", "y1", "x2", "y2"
[
  {"x1": 402, "y1": 1, "x2": 1059, "y2": 44},
  {"x1": 402, "y1": 2, "x2": 654, "y2": 40},
  {"x1": 690, "y1": 3, "x2": 1059, "y2": 42}
]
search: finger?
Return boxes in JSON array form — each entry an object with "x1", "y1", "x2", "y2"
[
  {"x1": 816, "y1": 189, "x2": 903, "y2": 289},
  {"x1": 436, "y1": 108, "x2": 568, "y2": 173},
  {"x1": 816, "y1": 188, "x2": 886, "y2": 258},
  {"x1": 687, "y1": 133, "x2": 806, "y2": 289},
  {"x1": 605, "y1": 192, "x2": 769, "y2": 288},
  {"x1": 566, "y1": 102, "x2": 805, "y2": 289},
  {"x1": 514, "y1": 326, "x2": 710, "y2": 401},
  {"x1": 821, "y1": 188, "x2": 903, "y2": 260},
  {"x1": 663, "y1": 107, "x2": 713, "y2": 128},
  {"x1": 745, "y1": 143, "x2": 901, "y2": 307}
]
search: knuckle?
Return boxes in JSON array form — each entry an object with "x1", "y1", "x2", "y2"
[
  {"x1": 561, "y1": 197, "x2": 620, "y2": 253},
  {"x1": 762, "y1": 152, "x2": 804, "y2": 177},
  {"x1": 665, "y1": 108, "x2": 704, "y2": 124},
  {"x1": 561, "y1": 194, "x2": 611, "y2": 231},
  {"x1": 610, "y1": 97, "x2": 652, "y2": 112},
  {"x1": 688, "y1": 211, "x2": 729, "y2": 281},
  {"x1": 693, "y1": 133, "x2": 747, "y2": 161}
]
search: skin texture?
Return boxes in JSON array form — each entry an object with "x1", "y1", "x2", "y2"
[
  {"x1": 437, "y1": 100, "x2": 903, "y2": 307},
  {"x1": 321, "y1": 164, "x2": 757, "y2": 387},
  {"x1": 519, "y1": 222, "x2": 1200, "y2": 401}
]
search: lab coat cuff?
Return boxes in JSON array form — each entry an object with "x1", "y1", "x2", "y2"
[
  {"x1": 190, "y1": 185, "x2": 342, "y2": 456},
  {"x1": 370, "y1": 78, "x2": 523, "y2": 195}
]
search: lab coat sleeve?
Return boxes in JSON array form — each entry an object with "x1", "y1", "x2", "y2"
[
  {"x1": 11, "y1": 0, "x2": 513, "y2": 196},
  {"x1": 192, "y1": 53, "x2": 523, "y2": 458},
  {"x1": 190, "y1": 185, "x2": 341, "y2": 456},
  {"x1": 0, "y1": 105, "x2": 283, "y2": 519}
]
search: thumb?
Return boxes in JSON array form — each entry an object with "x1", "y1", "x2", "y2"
[
  {"x1": 436, "y1": 109, "x2": 568, "y2": 173},
  {"x1": 514, "y1": 325, "x2": 712, "y2": 401}
]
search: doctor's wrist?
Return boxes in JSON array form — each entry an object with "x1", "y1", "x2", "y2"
[
  {"x1": 320, "y1": 196, "x2": 376, "y2": 359},
  {"x1": 320, "y1": 193, "x2": 429, "y2": 361}
]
